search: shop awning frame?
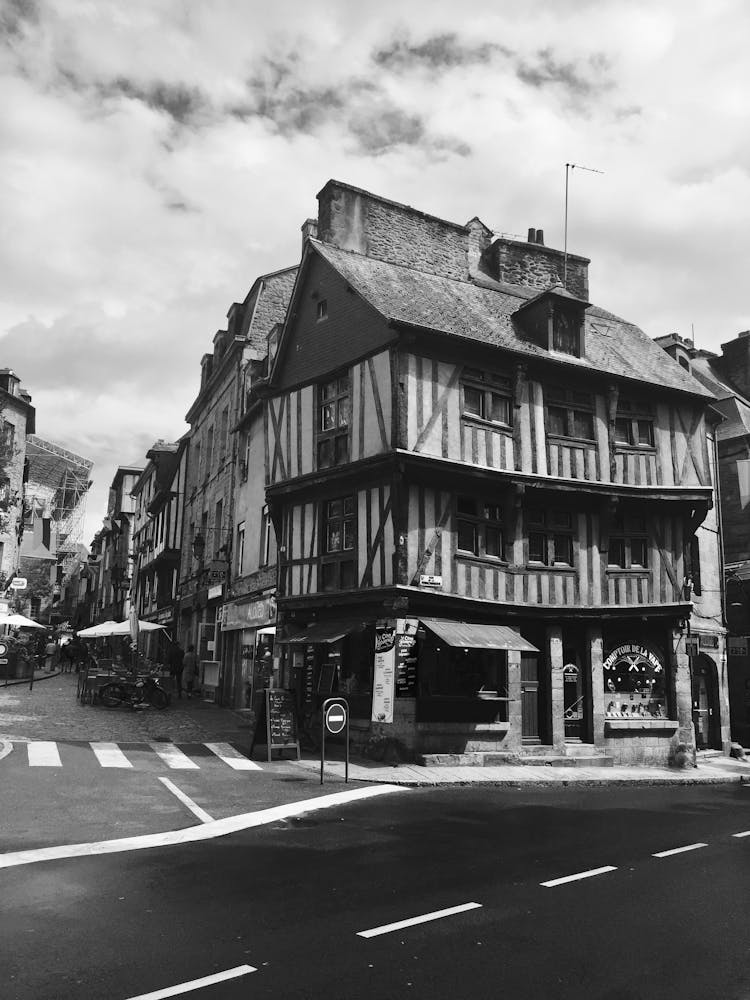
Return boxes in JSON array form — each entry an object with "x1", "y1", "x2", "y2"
[
  {"x1": 282, "y1": 620, "x2": 364, "y2": 644},
  {"x1": 419, "y1": 618, "x2": 538, "y2": 652}
]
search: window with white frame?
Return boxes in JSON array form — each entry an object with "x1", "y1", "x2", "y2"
[
  {"x1": 608, "y1": 513, "x2": 649, "y2": 569},
  {"x1": 317, "y1": 375, "x2": 350, "y2": 469},
  {"x1": 527, "y1": 509, "x2": 574, "y2": 566},
  {"x1": 456, "y1": 497, "x2": 505, "y2": 560},
  {"x1": 613, "y1": 399, "x2": 655, "y2": 448},
  {"x1": 259, "y1": 505, "x2": 271, "y2": 568},
  {"x1": 461, "y1": 370, "x2": 512, "y2": 427},
  {"x1": 321, "y1": 496, "x2": 356, "y2": 591},
  {"x1": 546, "y1": 387, "x2": 595, "y2": 441}
]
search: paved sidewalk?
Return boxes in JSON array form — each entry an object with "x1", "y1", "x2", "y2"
[
  {"x1": 294, "y1": 751, "x2": 750, "y2": 787},
  {"x1": 2, "y1": 672, "x2": 748, "y2": 787}
]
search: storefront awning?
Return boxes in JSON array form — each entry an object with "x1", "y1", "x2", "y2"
[
  {"x1": 420, "y1": 618, "x2": 538, "y2": 652},
  {"x1": 282, "y1": 620, "x2": 363, "y2": 644}
]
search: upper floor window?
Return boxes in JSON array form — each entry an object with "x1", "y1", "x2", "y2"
[
  {"x1": 614, "y1": 400, "x2": 655, "y2": 448},
  {"x1": 321, "y1": 496, "x2": 356, "y2": 591},
  {"x1": 316, "y1": 299, "x2": 328, "y2": 321},
  {"x1": 259, "y1": 505, "x2": 272, "y2": 568},
  {"x1": 552, "y1": 310, "x2": 579, "y2": 356},
  {"x1": 204, "y1": 427, "x2": 214, "y2": 481},
  {"x1": 546, "y1": 387, "x2": 594, "y2": 442},
  {"x1": 236, "y1": 521, "x2": 246, "y2": 575},
  {"x1": 608, "y1": 513, "x2": 648, "y2": 569},
  {"x1": 527, "y1": 509, "x2": 574, "y2": 566},
  {"x1": 456, "y1": 497, "x2": 505, "y2": 560},
  {"x1": 461, "y1": 370, "x2": 512, "y2": 427},
  {"x1": 317, "y1": 375, "x2": 350, "y2": 469}
]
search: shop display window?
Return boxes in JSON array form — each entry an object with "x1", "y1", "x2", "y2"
[{"x1": 603, "y1": 646, "x2": 667, "y2": 719}]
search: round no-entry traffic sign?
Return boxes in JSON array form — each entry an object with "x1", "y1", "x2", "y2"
[{"x1": 325, "y1": 702, "x2": 347, "y2": 734}]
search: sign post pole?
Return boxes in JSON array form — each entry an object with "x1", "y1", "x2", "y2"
[{"x1": 321, "y1": 697, "x2": 348, "y2": 785}]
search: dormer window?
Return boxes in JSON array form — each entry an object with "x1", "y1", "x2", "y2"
[{"x1": 513, "y1": 285, "x2": 590, "y2": 359}]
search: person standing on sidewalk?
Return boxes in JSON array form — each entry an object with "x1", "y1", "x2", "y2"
[
  {"x1": 183, "y1": 645, "x2": 199, "y2": 698},
  {"x1": 44, "y1": 636, "x2": 57, "y2": 672},
  {"x1": 167, "y1": 640, "x2": 185, "y2": 698}
]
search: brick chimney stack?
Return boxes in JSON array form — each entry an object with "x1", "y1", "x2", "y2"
[{"x1": 716, "y1": 331, "x2": 750, "y2": 399}]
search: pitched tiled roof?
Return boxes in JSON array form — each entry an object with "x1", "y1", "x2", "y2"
[
  {"x1": 245, "y1": 267, "x2": 297, "y2": 354},
  {"x1": 312, "y1": 241, "x2": 712, "y2": 398}
]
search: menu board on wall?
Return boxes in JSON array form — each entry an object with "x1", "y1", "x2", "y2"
[
  {"x1": 396, "y1": 633, "x2": 417, "y2": 696},
  {"x1": 303, "y1": 644, "x2": 316, "y2": 706},
  {"x1": 372, "y1": 624, "x2": 396, "y2": 723}
]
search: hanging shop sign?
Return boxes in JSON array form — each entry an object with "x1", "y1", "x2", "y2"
[
  {"x1": 699, "y1": 635, "x2": 719, "y2": 650},
  {"x1": 729, "y1": 637, "x2": 748, "y2": 657},
  {"x1": 221, "y1": 595, "x2": 276, "y2": 631},
  {"x1": 372, "y1": 624, "x2": 396, "y2": 723}
]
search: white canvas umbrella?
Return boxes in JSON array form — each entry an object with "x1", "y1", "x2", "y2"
[
  {"x1": 77, "y1": 620, "x2": 166, "y2": 637},
  {"x1": 0, "y1": 613, "x2": 46, "y2": 630}
]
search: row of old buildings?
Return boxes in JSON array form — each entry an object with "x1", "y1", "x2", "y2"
[
  {"x1": 0, "y1": 368, "x2": 93, "y2": 628},
  {"x1": 61, "y1": 179, "x2": 750, "y2": 766}
]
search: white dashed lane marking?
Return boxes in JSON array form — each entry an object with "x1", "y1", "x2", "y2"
[
  {"x1": 89, "y1": 742, "x2": 133, "y2": 768},
  {"x1": 205, "y1": 741, "x2": 262, "y2": 770},
  {"x1": 732, "y1": 831, "x2": 750, "y2": 838},
  {"x1": 541, "y1": 865, "x2": 618, "y2": 888},
  {"x1": 357, "y1": 902, "x2": 483, "y2": 938},
  {"x1": 652, "y1": 842, "x2": 708, "y2": 858},
  {"x1": 158, "y1": 777, "x2": 213, "y2": 824},
  {"x1": 27, "y1": 742, "x2": 62, "y2": 767},
  {"x1": 124, "y1": 963, "x2": 257, "y2": 999},
  {"x1": 149, "y1": 742, "x2": 200, "y2": 770}
]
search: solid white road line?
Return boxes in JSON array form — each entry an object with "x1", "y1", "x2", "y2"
[
  {"x1": 204, "y1": 742, "x2": 261, "y2": 770},
  {"x1": 150, "y1": 743, "x2": 200, "y2": 770},
  {"x1": 0, "y1": 784, "x2": 408, "y2": 868},
  {"x1": 158, "y1": 777, "x2": 213, "y2": 824},
  {"x1": 541, "y1": 865, "x2": 618, "y2": 888},
  {"x1": 124, "y1": 963, "x2": 256, "y2": 999},
  {"x1": 27, "y1": 742, "x2": 62, "y2": 767},
  {"x1": 652, "y1": 842, "x2": 708, "y2": 858},
  {"x1": 90, "y1": 742, "x2": 132, "y2": 768},
  {"x1": 732, "y1": 831, "x2": 750, "y2": 838},
  {"x1": 357, "y1": 902, "x2": 482, "y2": 938}
]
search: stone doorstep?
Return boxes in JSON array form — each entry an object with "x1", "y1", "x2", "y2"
[{"x1": 418, "y1": 751, "x2": 614, "y2": 768}]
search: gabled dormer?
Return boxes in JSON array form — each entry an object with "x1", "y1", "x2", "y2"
[{"x1": 513, "y1": 283, "x2": 590, "y2": 359}]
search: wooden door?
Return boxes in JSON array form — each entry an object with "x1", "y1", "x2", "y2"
[{"x1": 521, "y1": 653, "x2": 540, "y2": 742}]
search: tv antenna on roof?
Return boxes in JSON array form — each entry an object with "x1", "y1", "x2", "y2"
[{"x1": 564, "y1": 162, "x2": 604, "y2": 288}]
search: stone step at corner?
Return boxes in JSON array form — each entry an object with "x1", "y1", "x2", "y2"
[{"x1": 418, "y1": 749, "x2": 614, "y2": 768}]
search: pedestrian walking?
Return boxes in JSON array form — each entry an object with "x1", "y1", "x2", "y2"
[
  {"x1": 44, "y1": 637, "x2": 57, "y2": 672},
  {"x1": 183, "y1": 645, "x2": 199, "y2": 698},
  {"x1": 167, "y1": 640, "x2": 185, "y2": 698}
]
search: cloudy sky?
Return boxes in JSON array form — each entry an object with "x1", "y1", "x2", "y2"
[{"x1": 2, "y1": 0, "x2": 749, "y2": 543}]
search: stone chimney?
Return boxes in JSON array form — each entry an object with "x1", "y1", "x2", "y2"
[
  {"x1": 715, "y1": 331, "x2": 750, "y2": 399},
  {"x1": 301, "y1": 217, "x2": 318, "y2": 251},
  {"x1": 316, "y1": 179, "x2": 485, "y2": 281},
  {"x1": 0, "y1": 368, "x2": 20, "y2": 396},
  {"x1": 479, "y1": 233, "x2": 589, "y2": 300}
]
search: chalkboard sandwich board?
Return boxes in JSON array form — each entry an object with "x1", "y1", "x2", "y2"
[{"x1": 250, "y1": 688, "x2": 301, "y2": 762}]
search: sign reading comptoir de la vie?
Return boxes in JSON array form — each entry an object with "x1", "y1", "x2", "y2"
[{"x1": 603, "y1": 644, "x2": 663, "y2": 672}]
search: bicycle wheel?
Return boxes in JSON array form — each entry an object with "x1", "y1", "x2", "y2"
[
  {"x1": 148, "y1": 686, "x2": 169, "y2": 710},
  {"x1": 99, "y1": 683, "x2": 127, "y2": 708}
]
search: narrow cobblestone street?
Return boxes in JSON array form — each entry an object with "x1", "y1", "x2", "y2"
[{"x1": 0, "y1": 672, "x2": 252, "y2": 744}]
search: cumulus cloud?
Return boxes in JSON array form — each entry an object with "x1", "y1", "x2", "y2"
[{"x1": 1, "y1": 0, "x2": 749, "y2": 540}]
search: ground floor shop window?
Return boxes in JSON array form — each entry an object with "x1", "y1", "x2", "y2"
[{"x1": 603, "y1": 643, "x2": 667, "y2": 718}]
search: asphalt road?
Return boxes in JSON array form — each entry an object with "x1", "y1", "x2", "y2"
[{"x1": 3, "y1": 784, "x2": 750, "y2": 1000}]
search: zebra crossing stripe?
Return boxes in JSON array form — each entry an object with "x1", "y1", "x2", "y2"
[
  {"x1": 204, "y1": 742, "x2": 261, "y2": 770},
  {"x1": 149, "y1": 743, "x2": 200, "y2": 770},
  {"x1": 90, "y1": 742, "x2": 133, "y2": 768},
  {"x1": 27, "y1": 742, "x2": 62, "y2": 767}
]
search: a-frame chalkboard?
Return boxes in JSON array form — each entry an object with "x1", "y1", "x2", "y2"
[{"x1": 250, "y1": 688, "x2": 301, "y2": 762}]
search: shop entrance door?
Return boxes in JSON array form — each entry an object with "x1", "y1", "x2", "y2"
[
  {"x1": 563, "y1": 663, "x2": 585, "y2": 740},
  {"x1": 521, "y1": 653, "x2": 541, "y2": 743},
  {"x1": 692, "y1": 657, "x2": 720, "y2": 750}
]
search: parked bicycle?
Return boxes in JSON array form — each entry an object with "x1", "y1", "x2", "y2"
[{"x1": 99, "y1": 674, "x2": 170, "y2": 710}]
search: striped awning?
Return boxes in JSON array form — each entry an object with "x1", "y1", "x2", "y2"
[{"x1": 420, "y1": 618, "x2": 538, "y2": 652}]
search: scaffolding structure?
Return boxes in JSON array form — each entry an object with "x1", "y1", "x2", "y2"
[{"x1": 24, "y1": 435, "x2": 93, "y2": 553}]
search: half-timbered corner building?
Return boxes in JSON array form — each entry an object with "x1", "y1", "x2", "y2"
[{"x1": 263, "y1": 179, "x2": 729, "y2": 766}]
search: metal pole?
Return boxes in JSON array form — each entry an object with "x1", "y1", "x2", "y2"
[
  {"x1": 563, "y1": 163, "x2": 570, "y2": 288},
  {"x1": 345, "y1": 708, "x2": 349, "y2": 783},
  {"x1": 320, "y1": 710, "x2": 325, "y2": 785}
]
